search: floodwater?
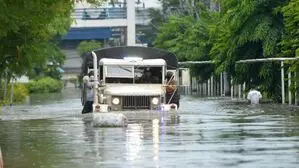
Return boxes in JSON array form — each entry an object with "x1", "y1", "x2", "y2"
[{"x1": 1, "y1": 88, "x2": 299, "y2": 168}]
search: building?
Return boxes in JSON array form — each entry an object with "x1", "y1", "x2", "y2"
[{"x1": 61, "y1": 0, "x2": 152, "y2": 79}]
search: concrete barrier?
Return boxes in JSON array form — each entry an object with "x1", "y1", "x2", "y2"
[
  {"x1": 82, "y1": 113, "x2": 128, "y2": 127},
  {"x1": 93, "y1": 113, "x2": 128, "y2": 127}
]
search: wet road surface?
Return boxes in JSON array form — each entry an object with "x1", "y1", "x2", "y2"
[{"x1": 1, "y1": 88, "x2": 299, "y2": 168}]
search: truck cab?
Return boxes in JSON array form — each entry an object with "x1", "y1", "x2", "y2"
[{"x1": 81, "y1": 46, "x2": 180, "y2": 113}]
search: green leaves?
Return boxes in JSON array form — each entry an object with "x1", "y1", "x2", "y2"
[
  {"x1": 76, "y1": 40, "x2": 103, "y2": 57},
  {"x1": 0, "y1": 0, "x2": 73, "y2": 76},
  {"x1": 153, "y1": 2, "x2": 218, "y2": 78},
  {"x1": 152, "y1": 0, "x2": 298, "y2": 100},
  {"x1": 280, "y1": 0, "x2": 299, "y2": 58}
]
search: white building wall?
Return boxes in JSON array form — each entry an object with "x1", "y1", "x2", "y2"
[{"x1": 72, "y1": 19, "x2": 128, "y2": 28}]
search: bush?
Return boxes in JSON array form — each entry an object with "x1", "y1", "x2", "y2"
[
  {"x1": 26, "y1": 77, "x2": 63, "y2": 93},
  {"x1": 0, "y1": 83, "x2": 29, "y2": 105}
]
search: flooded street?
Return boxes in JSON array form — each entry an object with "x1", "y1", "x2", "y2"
[{"x1": 1, "y1": 88, "x2": 299, "y2": 168}]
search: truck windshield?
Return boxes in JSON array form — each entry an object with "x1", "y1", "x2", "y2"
[
  {"x1": 107, "y1": 65, "x2": 133, "y2": 77},
  {"x1": 106, "y1": 65, "x2": 133, "y2": 83},
  {"x1": 105, "y1": 65, "x2": 163, "y2": 84}
]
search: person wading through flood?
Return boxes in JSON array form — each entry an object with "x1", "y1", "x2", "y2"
[
  {"x1": 165, "y1": 71, "x2": 180, "y2": 108},
  {"x1": 247, "y1": 87, "x2": 262, "y2": 105},
  {"x1": 82, "y1": 71, "x2": 95, "y2": 114}
]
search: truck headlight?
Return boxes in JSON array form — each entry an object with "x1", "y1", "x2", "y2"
[
  {"x1": 151, "y1": 97, "x2": 159, "y2": 105},
  {"x1": 112, "y1": 97, "x2": 120, "y2": 105}
]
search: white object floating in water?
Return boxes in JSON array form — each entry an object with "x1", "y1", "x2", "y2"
[{"x1": 92, "y1": 113, "x2": 128, "y2": 127}]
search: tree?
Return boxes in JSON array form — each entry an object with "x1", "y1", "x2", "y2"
[
  {"x1": 153, "y1": 0, "x2": 298, "y2": 101},
  {"x1": 145, "y1": 0, "x2": 212, "y2": 46},
  {"x1": 153, "y1": 2, "x2": 219, "y2": 80},
  {"x1": 0, "y1": 0, "x2": 107, "y2": 77},
  {"x1": 280, "y1": 0, "x2": 299, "y2": 58},
  {"x1": 0, "y1": 0, "x2": 73, "y2": 78},
  {"x1": 209, "y1": 0, "x2": 288, "y2": 100},
  {"x1": 76, "y1": 40, "x2": 103, "y2": 57},
  {"x1": 26, "y1": 42, "x2": 66, "y2": 80}
]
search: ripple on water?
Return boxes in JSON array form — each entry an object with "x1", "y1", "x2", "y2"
[{"x1": 1, "y1": 91, "x2": 299, "y2": 168}]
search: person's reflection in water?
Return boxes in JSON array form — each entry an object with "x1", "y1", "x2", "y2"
[
  {"x1": 82, "y1": 121, "x2": 97, "y2": 158},
  {"x1": 83, "y1": 121, "x2": 95, "y2": 143},
  {"x1": 83, "y1": 121, "x2": 105, "y2": 158}
]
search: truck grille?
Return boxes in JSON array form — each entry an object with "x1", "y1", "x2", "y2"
[{"x1": 122, "y1": 96, "x2": 150, "y2": 109}]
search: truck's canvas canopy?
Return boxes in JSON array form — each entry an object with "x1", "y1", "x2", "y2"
[{"x1": 81, "y1": 46, "x2": 178, "y2": 75}]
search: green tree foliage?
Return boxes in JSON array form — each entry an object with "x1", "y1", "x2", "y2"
[
  {"x1": 145, "y1": 0, "x2": 208, "y2": 46},
  {"x1": 0, "y1": 83, "x2": 28, "y2": 105},
  {"x1": 0, "y1": 0, "x2": 106, "y2": 77},
  {"x1": 76, "y1": 40, "x2": 103, "y2": 57},
  {"x1": 86, "y1": 0, "x2": 107, "y2": 6},
  {"x1": 25, "y1": 42, "x2": 66, "y2": 80},
  {"x1": 27, "y1": 77, "x2": 63, "y2": 93},
  {"x1": 210, "y1": 0, "x2": 288, "y2": 100},
  {"x1": 280, "y1": 0, "x2": 299, "y2": 93},
  {"x1": 154, "y1": 2, "x2": 218, "y2": 80},
  {"x1": 211, "y1": 0, "x2": 287, "y2": 69},
  {"x1": 153, "y1": 0, "x2": 298, "y2": 101},
  {"x1": 280, "y1": 0, "x2": 299, "y2": 57},
  {"x1": 0, "y1": 0, "x2": 73, "y2": 77},
  {"x1": 154, "y1": 16, "x2": 193, "y2": 61}
]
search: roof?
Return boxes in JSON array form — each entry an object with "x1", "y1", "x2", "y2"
[
  {"x1": 100, "y1": 58, "x2": 166, "y2": 66},
  {"x1": 81, "y1": 46, "x2": 177, "y2": 75},
  {"x1": 62, "y1": 27, "x2": 112, "y2": 40}
]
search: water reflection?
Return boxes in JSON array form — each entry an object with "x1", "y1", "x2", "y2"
[
  {"x1": 125, "y1": 124, "x2": 144, "y2": 162},
  {"x1": 2, "y1": 91, "x2": 299, "y2": 168},
  {"x1": 152, "y1": 119, "x2": 160, "y2": 163}
]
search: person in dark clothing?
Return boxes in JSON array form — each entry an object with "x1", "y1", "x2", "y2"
[
  {"x1": 82, "y1": 71, "x2": 94, "y2": 114},
  {"x1": 140, "y1": 68, "x2": 152, "y2": 83},
  {"x1": 165, "y1": 71, "x2": 180, "y2": 108}
]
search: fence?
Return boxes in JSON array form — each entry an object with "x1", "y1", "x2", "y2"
[
  {"x1": 178, "y1": 57, "x2": 299, "y2": 105},
  {"x1": 72, "y1": 8, "x2": 149, "y2": 20}
]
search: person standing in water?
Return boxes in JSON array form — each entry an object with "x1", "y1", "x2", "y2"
[
  {"x1": 82, "y1": 71, "x2": 95, "y2": 114},
  {"x1": 247, "y1": 87, "x2": 262, "y2": 105},
  {"x1": 165, "y1": 71, "x2": 180, "y2": 108}
]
